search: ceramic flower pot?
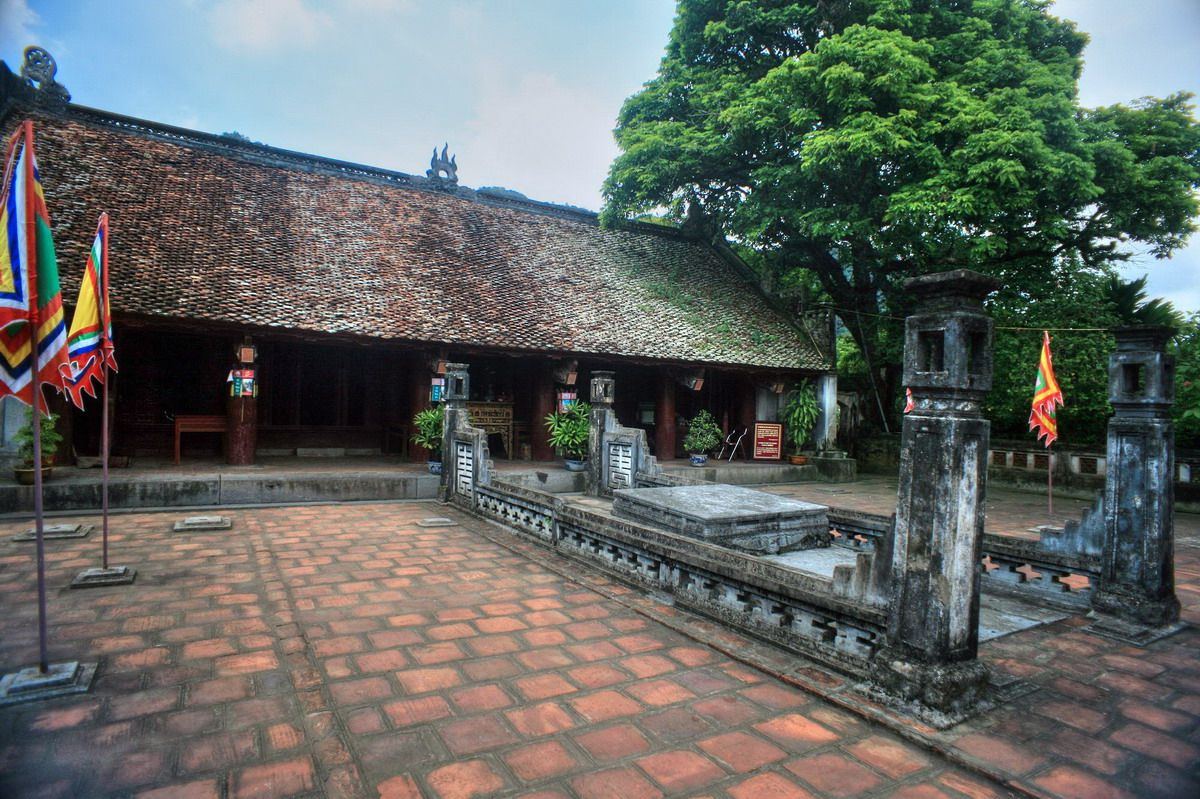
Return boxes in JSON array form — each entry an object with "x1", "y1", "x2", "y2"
[{"x1": 14, "y1": 466, "x2": 52, "y2": 485}]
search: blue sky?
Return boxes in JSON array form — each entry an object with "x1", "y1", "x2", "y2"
[{"x1": 2, "y1": 0, "x2": 1198, "y2": 312}]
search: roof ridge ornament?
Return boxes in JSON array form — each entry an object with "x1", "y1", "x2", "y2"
[
  {"x1": 426, "y1": 143, "x2": 458, "y2": 185},
  {"x1": 20, "y1": 46, "x2": 70, "y2": 110}
]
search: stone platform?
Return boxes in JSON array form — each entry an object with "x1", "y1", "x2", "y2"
[{"x1": 612, "y1": 483, "x2": 829, "y2": 554}]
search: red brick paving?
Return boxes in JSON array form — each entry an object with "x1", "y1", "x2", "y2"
[{"x1": 0, "y1": 488, "x2": 1195, "y2": 798}]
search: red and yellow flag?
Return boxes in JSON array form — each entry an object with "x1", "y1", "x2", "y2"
[
  {"x1": 1029, "y1": 330, "x2": 1064, "y2": 447},
  {"x1": 0, "y1": 120, "x2": 70, "y2": 413},
  {"x1": 60, "y1": 213, "x2": 118, "y2": 409}
]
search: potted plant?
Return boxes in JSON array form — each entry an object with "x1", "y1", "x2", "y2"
[
  {"x1": 411, "y1": 405, "x2": 444, "y2": 474},
  {"x1": 13, "y1": 408, "x2": 63, "y2": 485},
  {"x1": 544, "y1": 401, "x2": 590, "y2": 470},
  {"x1": 782, "y1": 382, "x2": 820, "y2": 464},
  {"x1": 683, "y1": 409, "x2": 722, "y2": 466}
]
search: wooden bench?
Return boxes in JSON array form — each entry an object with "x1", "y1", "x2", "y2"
[{"x1": 174, "y1": 415, "x2": 227, "y2": 464}]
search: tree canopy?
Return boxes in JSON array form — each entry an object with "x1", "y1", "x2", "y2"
[{"x1": 603, "y1": 0, "x2": 1200, "y2": 431}]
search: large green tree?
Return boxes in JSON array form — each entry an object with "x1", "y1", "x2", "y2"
[{"x1": 603, "y1": 0, "x2": 1200, "y2": 425}]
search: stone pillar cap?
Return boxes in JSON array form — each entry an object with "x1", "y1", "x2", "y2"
[
  {"x1": 905, "y1": 270, "x2": 1002, "y2": 309},
  {"x1": 1111, "y1": 325, "x2": 1175, "y2": 350}
]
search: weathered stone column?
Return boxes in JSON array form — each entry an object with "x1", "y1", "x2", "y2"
[
  {"x1": 1091, "y1": 326, "x2": 1180, "y2": 633},
  {"x1": 655, "y1": 374, "x2": 676, "y2": 461},
  {"x1": 873, "y1": 270, "x2": 1000, "y2": 718},
  {"x1": 532, "y1": 369, "x2": 555, "y2": 461},
  {"x1": 226, "y1": 338, "x2": 258, "y2": 465},
  {"x1": 586, "y1": 371, "x2": 616, "y2": 497},
  {"x1": 440, "y1": 363, "x2": 470, "y2": 497},
  {"x1": 813, "y1": 373, "x2": 839, "y2": 451}
]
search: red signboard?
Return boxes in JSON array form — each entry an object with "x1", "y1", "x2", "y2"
[{"x1": 753, "y1": 422, "x2": 783, "y2": 460}]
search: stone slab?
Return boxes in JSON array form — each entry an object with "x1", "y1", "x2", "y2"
[
  {"x1": 765, "y1": 546, "x2": 857, "y2": 578},
  {"x1": 612, "y1": 484, "x2": 829, "y2": 554},
  {"x1": 1084, "y1": 614, "x2": 1187, "y2": 647},
  {"x1": 0, "y1": 661, "x2": 97, "y2": 706},
  {"x1": 11, "y1": 523, "x2": 93, "y2": 542},
  {"x1": 977, "y1": 592, "x2": 1067, "y2": 642},
  {"x1": 173, "y1": 515, "x2": 232, "y2": 532},
  {"x1": 417, "y1": 517, "x2": 459, "y2": 528},
  {"x1": 70, "y1": 565, "x2": 137, "y2": 588}
]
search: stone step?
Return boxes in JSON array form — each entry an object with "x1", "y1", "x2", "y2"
[{"x1": 0, "y1": 471, "x2": 440, "y2": 514}]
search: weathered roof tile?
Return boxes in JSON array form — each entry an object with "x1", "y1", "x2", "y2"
[{"x1": 17, "y1": 110, "x2": 827, "y2": 370}]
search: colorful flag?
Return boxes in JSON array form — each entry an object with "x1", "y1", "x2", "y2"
[
  {"x1": 60, "y1": 213, "x2": 117, "y2": 408},
  {"x1": 1029, "y1": 330, "x2": 1064, "y2": 446},
  {"x1": 0, "y1": 120, "x2": 70, "y2": 412},
  {"x1": 903, "y1": 387, "x2": 914, "y2": 413}
]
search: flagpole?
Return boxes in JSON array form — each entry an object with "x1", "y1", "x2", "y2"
[
  {"x1": 1048, "y1": 447, "x2": 1054, "y2": 517},
  {"x1": 20, "y1": 120, "x2": 50, "y2": 674},
  {"x1": 100, "y1": 214, "x2": 111, "y2": 571}
]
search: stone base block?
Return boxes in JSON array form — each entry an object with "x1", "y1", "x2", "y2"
[
  {"x1": 811, "y1": 454, "x2": 857, "y2": 482},
  {"x1": 0, "y1": 661, "x2": 97, "y2": 706},
  {"x1": 172, "y1": 515, "x2": 232, "y2": 532},
  {"x1": 612, "y1": 484, "x2": 829, "y2": 555},
  {"x1": 417, "y1": 518, "x2": 458, "y2": 528},
  {"x1": 867, "y1": 651, "x2": 991, "y2": 728},
  {"x1": 11, "y1": 523, "x2": 93, "y2": 542},
  {"x1": 1091, "y1": 588, "x2": 1181, "y2": 629},
  {"x1": 71, "y1": 565, "x2": 137, "y2": 589},
  {"x1": 1085, "y1": 609, "x2": 1187, "y2": 647}
]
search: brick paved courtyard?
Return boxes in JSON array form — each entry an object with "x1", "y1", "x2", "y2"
[{"x1": 0, "y1": 490, "x2": 1197, "y2": 798}]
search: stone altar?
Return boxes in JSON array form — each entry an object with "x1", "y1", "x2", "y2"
[{"x1": 612, "y1": 484, "x2": 829, "y2": 555}]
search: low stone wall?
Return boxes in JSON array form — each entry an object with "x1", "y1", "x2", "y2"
[
  {"x1": 1, "y1": 470, "x2": 439, "y2": 514},
  {"x1": 815, "y1": 504, "x2": 1101, "y2": 612},
  {"x1": 476, "y1": 478, "x2": 886, "y2": 676}
]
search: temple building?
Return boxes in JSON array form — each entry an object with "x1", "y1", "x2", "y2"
[{"x1": 0, "y1": 51, "x2": 835, "y2": 466}]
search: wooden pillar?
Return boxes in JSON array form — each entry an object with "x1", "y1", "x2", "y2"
[
  {"x1": 226, "y1": 338, "x2": 258, "y2": 465},
  {"x1": 532, "y1": 368, "x2": 555, "y2": 461},
  {"x1": 738, "y1": 374, "x2": 756, "y2": 430},
  {"x1": 408, "y1": 360, "x2": 430, "y2": 462},
  {"x1": 655, "y1": 374, "x2": 676, "y2": 460}
]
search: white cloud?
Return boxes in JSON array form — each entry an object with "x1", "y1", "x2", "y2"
[
  {"x1": 459, "y1": 72, "x2": 619, "y2": 210},
  {"x1": 0, "y1": 0, "x2": 40, "y2": 57},
  {"x1": 338, "y1": 0, "x2": 413, "y2": 12},
  {"x1": 209, "y1": 0, "x2": 332, "y2": 52}
]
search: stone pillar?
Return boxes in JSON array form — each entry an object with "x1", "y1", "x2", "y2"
[
  {"x1": 813, "y1": 373, "x2": 839, "y2": 451},
  {"x1": 655, "y1": 374, "x2": 676, "y2": 461},
  {"x1": 586, "y1": 371, "x2": 616, "y2": 496},
  {"x1": 408, "y1": 362, "x2": 431, "y2": 462},
  {"x1": 440, "y1": 363, "x2": 470, "y2": 495},
  {"x1": 1092, "y1": 326, "x2": 1180, "y2": 631},
  {"x1": 442, "y1": 363, "x2": 470, "y2": 433},
  {"x1": 226, "y1": 338, "x2": 258, "y2": 465},
  {"x1": 532, "y1": 369, "x2": 555, "y2": 461},
  {"x1": 873, "y1": 270, "x2": 1000, "y2": 717}
]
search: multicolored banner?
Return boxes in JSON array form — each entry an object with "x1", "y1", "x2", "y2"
[
  {"x1": 0, "y1": 120, "x2": 70, "y2": 412},
  {"x1": 1029, "y1": 330, "x2": 1064, "y2": 446},
  {"x1": 60, "y1": 213, "x2": 118, "y2": 409}
]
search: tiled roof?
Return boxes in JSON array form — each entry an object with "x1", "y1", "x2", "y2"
[{"x1": 10, "y1": 108, "x2": 829, "y2": 371}]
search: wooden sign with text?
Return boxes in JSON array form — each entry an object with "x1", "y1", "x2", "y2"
[{"x1": 753, "y1": 422, "x2": 783, "y2": 460}]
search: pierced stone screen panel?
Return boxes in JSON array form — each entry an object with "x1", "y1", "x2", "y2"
[
  {"x1": 455, "y1": 441, "x2": 474, "y2": 496},
  {"x1": 608, "y1": 441, "x2": 633, "y2": 489}
]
